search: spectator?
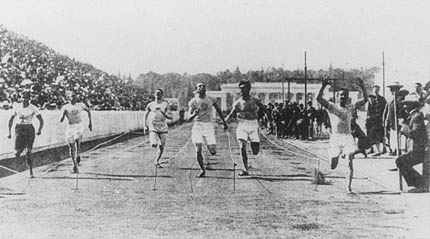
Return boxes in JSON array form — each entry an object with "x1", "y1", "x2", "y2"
[{"x1": 396, "y1": 94, "x2": 428, "y2": 192}]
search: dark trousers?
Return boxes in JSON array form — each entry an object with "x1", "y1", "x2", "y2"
[{"x1": 396, "y1": 150, "x2": 425, "y2": 188}]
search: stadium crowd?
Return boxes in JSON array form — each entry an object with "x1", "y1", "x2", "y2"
[{"x1": 0, "y1": 26, "x2": 149, "y2": 111}]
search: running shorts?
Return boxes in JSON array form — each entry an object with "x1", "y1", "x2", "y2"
[
  {"x1": 328, "y1": 133, "x2": 357, "y2": 159},
  {"x1": 236, "y1": 119, "x2": 260, "y2": 143},
  {"x1": 191, "y1": 121, "x2": 216, "y2": 145},
  {"x1": 149, "y1": 131, "x2": 167, "y2": 146},
  {"x1": 15, "y1": 124, "x2": 35, "y2": 151},
  {"x1": 66, "y1": 122, "x2": 85, "y2": 143}
]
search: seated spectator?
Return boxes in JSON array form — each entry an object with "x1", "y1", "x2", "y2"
[{"x1": 396, "y1": 94, "x2": 428, "y2": 192}]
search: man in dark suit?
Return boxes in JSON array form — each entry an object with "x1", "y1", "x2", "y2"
[{"x1": 396, "y1": 94, "x2": 428, "y2": 192}]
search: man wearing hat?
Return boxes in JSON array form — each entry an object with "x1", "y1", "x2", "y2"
[
  {"x1": 7, "y1": 92, "x2": 44, "y2": 178},
  {"x1": 383, "y1": 82, "x2": 406, "y2": 156},
  {"x1": 368, "y1": 85, "x2": 387, "y2": 155},
  {"x1": 410, "y1": 82, "x2": 426, "y2": 106},
  {"x1": 419, "y1": 81, "x2": 430, "y2": 191},
  {"x1": 396, "y1": 94, "x2": 428, "y2": 192},
  {"x1": 306, "y1": 101, "x2": 317, "y2": 140}
]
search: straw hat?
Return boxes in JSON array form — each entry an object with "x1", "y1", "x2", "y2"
[{"x1": 386, "y1": 81, "x2": 403, "y2": 89}]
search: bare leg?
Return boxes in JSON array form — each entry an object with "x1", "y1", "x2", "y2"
[
  {"x1": 155, "y1": 145, "x2": 164, "y2": 165},
  {"x1": 75, "y1": 139, "x2": 81, "y2": 164},
  {"x1": 195, "y1": 143, "x2": 205, "y2": 177},
  {"x1": 69, "y1": 143, "x2": 78, "y2": 173},
  {"x1": 26, "y1": 149, "x2": 34, "y2": 177},
  {"x1": 239, "y1": 139, "x2": 249, "y2": 175},
  {"x1": 207, "y1": 144, "x2": 216, "y2": 155},
  {"x1": 250, "y1": 142, "x2": 260, "y2": 155},
  {"x1": 346, "y1": 154, "x2": 354, "y2": 193}
]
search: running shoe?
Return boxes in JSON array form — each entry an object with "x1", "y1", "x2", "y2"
[
  {"x1": 155, "y1": 163, "x2": 163, "y2": 168},
  {"x1": 238, "y1": 170, "x2": 249, "y2": 176},
  {"x1": 330, "y1": 156, "x2": 339, "y2": 170},
  {"x1": 77, "y1": 156, "x2": 81, "y2": 164},
  {"x1": 73, "y1": 165, "x2": 79, "y2": 174}
]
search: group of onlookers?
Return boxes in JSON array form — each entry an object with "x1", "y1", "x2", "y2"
[
  {"x1": 0, "y1": 26, "x2": 149, "y2": 111},
  {"x1": 259, "y1": 100, "x2": 330, "y2": 141}
]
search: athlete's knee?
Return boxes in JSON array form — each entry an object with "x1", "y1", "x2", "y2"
[
  {"x1": 208, "y1": 145, "x2": 216, "y2": 155},
  {"x1": 250, "y1": 142, "x2": 260, "y2": 155},
  {"x1": 15, "y1": 149, "x2": 23, "y2": 158},
  {"x1": 194, "y1": 143, "x2": 203, "y2": 153},
  {"x1": 238, "y1": 139, "x2": 247, "y2": 149}
]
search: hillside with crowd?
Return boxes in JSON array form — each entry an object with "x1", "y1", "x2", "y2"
[{"x1": 0, "y1": 26, "x2": 149, "y2": 110}]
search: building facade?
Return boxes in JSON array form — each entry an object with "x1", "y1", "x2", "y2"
[{"x1": 207, "y1": 82, "x2": 359, "y2": 111}]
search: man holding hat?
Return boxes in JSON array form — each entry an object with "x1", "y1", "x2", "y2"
[
  {"x1": 7, "y1": 92, "x2": 44, "y2": 178},
  {"x1": 396, "y1": 94, "x2": 428, "y2": 192}
]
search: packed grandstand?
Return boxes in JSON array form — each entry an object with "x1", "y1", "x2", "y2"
[{"x1": 0, "y1": 26, "x2": 149, "y2": 111}]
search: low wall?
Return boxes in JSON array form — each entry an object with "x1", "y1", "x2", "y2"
[{"x1": 0, "y1": 110, "x2": 179, "y2": 160}]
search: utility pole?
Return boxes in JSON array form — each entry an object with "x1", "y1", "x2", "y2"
[
  {"x1": 382, "y1": 52, "x2": 386, "y2": 97},
  {"x1": 304, "y1": 51, "x2": 307, "y2": 110}
]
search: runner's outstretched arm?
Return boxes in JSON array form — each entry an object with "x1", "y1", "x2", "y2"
[
  {"x1": 355, "y1": 78, "x2": 368, "y2": 108},
  {"x1": 7, "y1": 115, "x2": 15, "y2": 138},
  {"x1": 36, "y1": 115, "x2": 43, "y2": 135},
  {"x1": 144, "y1": 108, "x2": 151, "y2": 129},
  {"x1": 224, "y1": 108, "x2": 237, "y2": 123},
  {"x1": 317, "y1": 79, "x2": 330, "y2": 109},
  {"x1": 213, "y1": 102, "x2": 228, "y2": 129},
  {"x1": 84, "y1": 108, "x2": 92, "y2": 131},
  {"x1": 60, "y1": 110, "x2": 67, "y2": 123}
]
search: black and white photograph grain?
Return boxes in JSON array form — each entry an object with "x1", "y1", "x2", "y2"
[{"x1": 0, "y1": 0, "x2": 429, "y2": 238}]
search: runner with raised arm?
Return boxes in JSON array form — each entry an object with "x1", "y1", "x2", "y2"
[{"x1": 317, "y1": 78, "x2": 368, "y2": 193}]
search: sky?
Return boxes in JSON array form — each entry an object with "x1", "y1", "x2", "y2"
[{"x1": 1, "y1": 0, "x2": 430, "y2": 91}]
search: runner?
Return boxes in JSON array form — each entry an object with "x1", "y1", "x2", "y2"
[
  {"x1": 144, "y1": 89, "x2": 172, "y2": 168},
  {"x1": 188, "y1": 83, "x2": 228, "y2": 178},
  {"x1": 7, "y1": 92, "x2": 44, "y2": 178},
  {"x1": 225, "y1": 80, "x2": 273, "y2": 176},
  {"x1": 60, "y1": 91, "x2": 92, "y2": 173},
  {"x1": 317, "y1": 78, "x2": 368, "y2": 193}
]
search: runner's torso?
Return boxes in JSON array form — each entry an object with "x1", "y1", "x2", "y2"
[
  {"x1": 13, "y1": 103, "x2": 40, "y2": 125},
  {"x1": 327, "y1": 102, "x2": 356, "y2": 135},
  {"x1": 63, "y1": 103, "x2": 87, "y2": 124},
  {"x1": 188, "y1": 95, "x2": 214, "y2": 122},
  {"x1": 146, "y1": 100, "x2": 169, "y2": 129},
  {"x1": 233, "y1": 97, "x2": 260, "y2": 121}
]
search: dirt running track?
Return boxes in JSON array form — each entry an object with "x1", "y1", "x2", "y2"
[{"x1": 0, "y1": 123, "x2": 428, "y2": 238}]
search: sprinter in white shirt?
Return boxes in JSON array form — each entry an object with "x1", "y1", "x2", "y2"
[
  {"x1": 60, "y1": 91, "x2": 92, "y2": 173},
  {"x1": 8, "y1": 92, "x2": 44, "y2": 178},
  {"x1": 144, "y1": 89, "x2": 172, "y2": 168}
]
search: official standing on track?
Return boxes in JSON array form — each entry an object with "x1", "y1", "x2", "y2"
[
  {"x1": 188, "y1": 83, "x2": 228, "y2": 178},
  {"x1": 8, "y1": 92, "x2": 44, "y2": 178},
  {"x1": 225, "y1": 80, "x2": 273, "y2": 176}
]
